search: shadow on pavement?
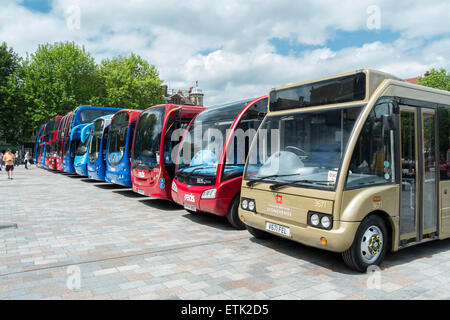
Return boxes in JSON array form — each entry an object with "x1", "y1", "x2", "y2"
[
  {"x1": 65, "y1": 174, "x2": 85, "y2": 179},
  {"x1": 247, "y1": 233, "x2": 450, "y2": 275},
  {"x1": 139, "y1": 198, "x2": 182, "y2": 211},
  {"x1": 182, "y1": 212, "x2": 236, "y2": 231},
  {"x1": 94, "y1": 183, "x2": 129, "y2": 190},
  {"x1": 113, "y1": 190, "x2": 147, "y2": 198},
  {"x1": 80, "y1": 178, "x2": 100, "y2": 183}
]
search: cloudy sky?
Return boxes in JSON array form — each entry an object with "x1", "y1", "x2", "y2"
[{"x1": 1, "y1": 0, "x2": 449, "y2": 105}]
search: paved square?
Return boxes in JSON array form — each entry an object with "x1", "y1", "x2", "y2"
[{"x1": 1, "y1": 166, "x2": 450, "y2": 300}]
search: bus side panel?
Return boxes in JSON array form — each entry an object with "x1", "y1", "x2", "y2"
[
  {"x1": 439, "y1": 181, "x2": 450, "y2": 239},
  {"x1": 341, "y1": 185, "x2": 400, "y2": 250}
]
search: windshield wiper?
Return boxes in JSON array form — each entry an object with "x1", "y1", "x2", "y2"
[
  {"x1": 269, "y1": 179, "x2": 330, "y2": 190},
  {"x1": 246, "y1": 174, "x2": 300, "y2": 187},
  {"x1": 178, "y1": 165, "x2": 216, "y2": 175}
]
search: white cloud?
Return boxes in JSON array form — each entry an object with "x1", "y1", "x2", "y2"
[{"x1": 0, "y1": 0, "x2": 449, "y2": 105}]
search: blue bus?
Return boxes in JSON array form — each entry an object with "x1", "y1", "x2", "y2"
[
  {"x1": 40, "y1": 118, "x2": 55, "y2": 167},
  {"x1": 87, "y1": 114, "x2": 114, "y2": 181},
  {"x1": 34, "y1": 124, "x2": 45, "y2": 164},
  {"x1": 105, "y1": 109, "x2": 142, "y2": 186},
  {"x1": 62, "y1": 106, "x2": 122, "y2": 173},
  {"x1": 74, "y1": 123, "x2": 94, "y2": 176}
]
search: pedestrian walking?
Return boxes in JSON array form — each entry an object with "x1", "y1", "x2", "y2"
[
  {"x1": 24, "y1": 152, "x2": 31, "y2": 170},
  {"x1": 3, "y1": 149, "x2": 15, "y2": 180},
  {"x1": 14, "y1": 151, "x2": 20, "y2": 167}
]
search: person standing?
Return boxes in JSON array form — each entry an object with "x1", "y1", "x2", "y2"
[
  {"x1": 3, "y1": 149, "x2": 15, "y2": 179},
  {"x1": 14, "y1": 151, "x2": 20, "y2": 167},
  {"x1": 25, "y1": 152, "x2": 31, "y2": 169}
]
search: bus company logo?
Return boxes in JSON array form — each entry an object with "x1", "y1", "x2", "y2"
[
  {"x1": 184, "y1": 193, "x2": 195, "y2": 203},
  {"x1": 196, "y1": 177, "x2": 205, "y2": 184},
  {"x1": 276, "y1": 194, "x2": 282, "y2": 204}
]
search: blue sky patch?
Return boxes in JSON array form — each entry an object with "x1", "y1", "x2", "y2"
[
  {"x1": 20, "y1": 0, "x2": 53, "y2": 14},
  {"x1": 270, "y1": 29, "x2": 401, "y2": 56}
]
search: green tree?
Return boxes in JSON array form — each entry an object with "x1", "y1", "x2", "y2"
[
  {"x1": 22, "y1": 41, "x2": 101, "y2": 129},
  {"x1": 96, "y1": 53, "x2": 165, "y2": 109},
  {"x1": 418, "y1": 68, "x2": 450, "y2": 91},
  {"x1": 0, "y1": 42, "x2": 27, "y2": 144}
]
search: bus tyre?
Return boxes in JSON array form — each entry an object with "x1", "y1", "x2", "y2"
[
  {"x1": 246, "y1": 225, "x2": 272, "y2": 239},
  {"x1": 342, "y1": 215, "x2": 387, "y2": 272},
  {"x1": 226, "y1": 196, "x2": 246, "y2": 230}
]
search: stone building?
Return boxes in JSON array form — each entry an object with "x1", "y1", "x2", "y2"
[{"x1": 163, "y1": 82, "x2": 204, "y2": 107}]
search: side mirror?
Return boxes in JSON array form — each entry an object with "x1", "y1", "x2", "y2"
[
  {"x1": 382, "y1": 114, "x2": 395, "y2": 131},
  {"x1": 142, "y1": 150, "x2": 154, "y2": 157}
]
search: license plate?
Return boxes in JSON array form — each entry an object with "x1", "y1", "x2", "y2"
[
  {"x1": 184, "y1": 204, "x2": 197, "y2": 212},
  {"x1": 266, "y1": 222, "x2": 290, "y2": 237},
  {"x1": 137, "y1": 189, "x2": 145, "y2": 195}
]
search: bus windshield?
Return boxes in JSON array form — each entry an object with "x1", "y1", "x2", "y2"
[
  {"x1": 89, "y1": 119, "x2": 105, "y2": 164},
  {"x1": 132, "y1": 107, "x2": 165, "y2": 169},
  {"x1": 75, "y1": 134, "x2": 91, "y2": 156},
  {"x1": 176, "y1": 100, "x2": 251, "y2": 177},
  {"x1": 108, "y1": 112, "x2": 130, "y2": 166},
  {"x1": 244, "y1": 105, "x2": 362, "y2": 190},
  {"x1": 79, "y1": 109, "x2": 116, "y2": 124},
  {"x1": 63, "y1": 114, "x2": 75, "y2": 158}
]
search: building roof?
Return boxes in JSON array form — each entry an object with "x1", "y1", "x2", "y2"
[{"x1": 404, "y1": 77, "x2": 419, "y2": 84}]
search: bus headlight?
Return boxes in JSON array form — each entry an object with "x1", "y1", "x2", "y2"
[
  {"x1": 248, "y1": 200, "x2": 255, "y2": 212},
  {"x1": 310, "y1": 214, "x2": 320, "y2": 226},
  {"x1": 241, "y1": 198, "x2": 256, "y2": 212},
  {"x1": 308, "y1": 211, "x2": 333, "y2": 230},
  {"x1": 171, "y1": 181, "x2": 177, "y2": 193},
  {"x1": 321, "y1": 216, "x2": 331, "y2": 229},
  {"x1": 201, "y1": 188, "x2": 216, "y2": 199}
]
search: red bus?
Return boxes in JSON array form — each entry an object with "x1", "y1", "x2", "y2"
[
  {"x1": 55, "y1": 111, "x2": 74, "y2": 171},
  {"x1": 131, "y1": 104, "x2": 205, "y2": 199},
  {"x1": 171, "y1": 96, "x2": 268, "y2": 228},
  {"x1": 45, "y1": 116, "x2": 63, "y2": 170}
]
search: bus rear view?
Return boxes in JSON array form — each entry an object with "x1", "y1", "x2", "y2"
[{"x1": 240, "y1": 69, "x2": 450, "y2": 272}]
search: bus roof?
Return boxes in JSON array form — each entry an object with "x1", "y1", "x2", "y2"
[{"x1": 268, "y1": 69, "x2": 403, "y2": 112}]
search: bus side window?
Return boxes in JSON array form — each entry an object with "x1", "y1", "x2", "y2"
[
  {"x1": 438, "y1": 108, "x2": 450, "y2": 180},
  {"x1": 128, "y1": 122, "x2": 136, "y2": 162},
  {"x1": 223, "y1": 98, "x2": 268, "y2": 182},
  {"x1": 346, "y1": 102, "x2": 396, "y2": 189}
]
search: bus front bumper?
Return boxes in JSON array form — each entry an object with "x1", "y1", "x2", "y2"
[{"x1": 241, "y1": 210, "x2": 360, "y2": 253}]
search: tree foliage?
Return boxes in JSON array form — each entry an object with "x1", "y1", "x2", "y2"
[
  {"x1": 0, "y1": 41, "x2": 165, "y2": 146},
  {"x1": 0, "y1": 42, "x2": 26, "y2": 144},
  {"x1": 96, "y1": 53, "x2": 165, "y2": 109},
  {"x1": 418, "y1": 68, "x2": 450, "y2": 91},
  {"x1": 22, "y1": 41, "x2": 100, "y2": 128}
]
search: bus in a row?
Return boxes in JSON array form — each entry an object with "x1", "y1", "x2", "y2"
[
  {"x1": 171, "y1": 96, "x2": 268, "y2": 229},
  {"x1": 239, "y1": 69, "x2": 450, "y2": 271},
  {"x1": 35, "y1": 70, "x2": 450, "y2": 271}
]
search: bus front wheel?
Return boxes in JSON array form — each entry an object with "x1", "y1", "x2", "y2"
[
  {"x1": 246, "y1": 225, "x2": 272, "y2": 239},
  {"x1": 226, "y1": 196, "x2": 246, "y2": 230},
  {"x1": 342, "y1": 215, "x2": 388, "y2": 272}
]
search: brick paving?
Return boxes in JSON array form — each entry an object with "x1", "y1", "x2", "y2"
[{"x1": 1, "y1": 165, "x2": 450, "y2": 300}]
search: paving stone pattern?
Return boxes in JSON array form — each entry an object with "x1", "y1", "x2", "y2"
[{"x1": 1, "y1": 166, "x2": 450, "y2": 300}]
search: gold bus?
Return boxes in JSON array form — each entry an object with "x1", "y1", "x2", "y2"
[{"x1": 239, "y1": 69, "x2": 450, "y2": 272}]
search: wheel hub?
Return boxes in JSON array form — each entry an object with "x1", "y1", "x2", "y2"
[{"x1": 368, "y1": 235, "x2": 382, "y2": 256}]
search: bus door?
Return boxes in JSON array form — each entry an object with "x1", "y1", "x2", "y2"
[{"x1": 399, "y1": 106, "x2": 438, "y2": 245}]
